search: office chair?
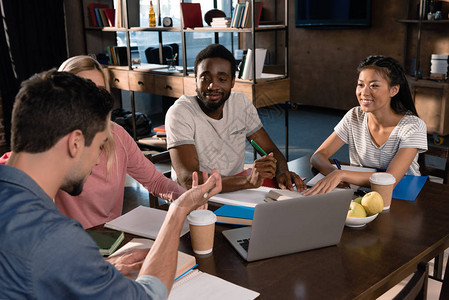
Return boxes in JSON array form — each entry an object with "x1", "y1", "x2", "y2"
[
  {"x1": 418, "y1": 144, "x2": 449, "y2": 184},
  {"x1": 144, "y1": 43, "x2": 179, "y2": 65},
  {"x1": 393, "y1": 261, "x2": 429, "y2": 300},
  {"x1": 439, "y1": 256, "x2": 449, "y2": 299}
]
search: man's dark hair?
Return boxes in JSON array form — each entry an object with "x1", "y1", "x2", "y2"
[
  {"x1": 11, "y1": 70, "x2": 113, "y2": 153},
  {"x1": 194, "y1": 44, "x2": 237, "y2": 78}
]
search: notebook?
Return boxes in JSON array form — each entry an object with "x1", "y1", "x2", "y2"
[
  {"x1": 222, "y1": 188, "x2": 353, "y2": 262},
  {"x1": 168, "y1": 269, "x2": 259, "y2": 300},
  {"x1": 105, "y1": 206, "x2": 190, "y2": 239},
  {"x1": 108, "y1": 238, "x2": 196, "y2": 281}
]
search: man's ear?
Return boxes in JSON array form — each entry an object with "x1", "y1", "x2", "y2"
[
  {"x1": 390, "y1": 85, "x2": 400, "y2": 97},
  {"x1": 67, "y1": 130, "x2": 84, "y2": 158},
  {"x1": 231, "y1": 77, "x2": 235, "y2": 88}
]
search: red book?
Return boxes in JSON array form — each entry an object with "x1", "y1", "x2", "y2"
[
  {"x1": 88, "y1": 3, "x2": 109, "y2": 27},
  {"x1": 180, "y1": 3, "x2": 203, "y2": 28},
  {"x1": 103, "y1": 8, "x2": 116, "y2": 27},
  {"x1": 153, "y1": 125, "x2": 166, "y2": 133},
  {"x1": 255, "y1": 2, "x2": 263, "y2": 27},
  {"x1": 235, "y1": 168, "x2": 278, "y2": 188},
  {"x1": 235, "y1": 168, "x2": 306, "y2": 188}
]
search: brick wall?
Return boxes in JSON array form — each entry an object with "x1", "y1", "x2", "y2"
[{"x1": 0, "y1": 94, "x2": 6, "y2": 146}]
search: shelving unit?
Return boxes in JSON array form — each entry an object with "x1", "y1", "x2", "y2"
[
  {"x1": 81, "y1": 0, "x2": 290, "y2": 157},
  {"x1": 398, "y1": 0, "x2": 449, "y2": 138}
]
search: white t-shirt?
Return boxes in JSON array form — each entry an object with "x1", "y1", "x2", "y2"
[
  {"x1": 334, "y1": 106, "x2": 427, "y2": 175},
  {"x1": 166, "y1": 93, "x2": 263, "y2": 179}
]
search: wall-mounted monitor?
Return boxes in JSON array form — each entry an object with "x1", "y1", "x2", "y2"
[{"x1": 295, "y1": 0, "x2": 371, "y2": 29}]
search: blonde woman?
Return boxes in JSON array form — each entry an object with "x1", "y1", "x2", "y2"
[{"x1": 55, "y1": 55, "x2": 186, "y2": 228}]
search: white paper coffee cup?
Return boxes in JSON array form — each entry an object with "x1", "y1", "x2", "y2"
[
  {"x1": 369, "y1": 173, "x2": 396, "y2": 210},
  {"x1": 187, "y1": 210, "x2": 217, "y2": 255}
]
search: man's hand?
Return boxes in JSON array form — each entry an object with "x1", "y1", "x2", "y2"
[
  {"x1": 172, "y1": 170, "x2": 222, "y2": 214},
  {"x1": 247, "y1": 153, "x2": 277, "y2": 188},
  {"x1": 106, "y1": 248, "x2": 149, "y2": 277},
  {"x1": 277, "y1": 171, "x2": 306, "y2": 192}
]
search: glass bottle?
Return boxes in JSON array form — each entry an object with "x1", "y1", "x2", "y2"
[{"x1": 149, "y1": 1, "x2": 156, "y2": 27}]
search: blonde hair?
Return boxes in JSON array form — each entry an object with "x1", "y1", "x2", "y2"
[{"x1": 59, "y1": 55, "x2": 116, "y2": 177}]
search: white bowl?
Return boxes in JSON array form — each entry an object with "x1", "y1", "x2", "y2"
[{"x1": 345, "y1": 213, "x2": 379, "y2": 228}]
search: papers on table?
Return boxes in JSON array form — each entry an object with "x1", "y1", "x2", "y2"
[
  {"x1": 209, "y1": 186, "x2": 274, "y2": 207},
  {"x1": 105, "y1": 205, "x2": 190, "y2": 239},
  {"x1": 306, "y1": 164, "x2": 376, "y2": 189},
  {"x1": 168, "y1": 269, "x2": 260, "y2": 300}
]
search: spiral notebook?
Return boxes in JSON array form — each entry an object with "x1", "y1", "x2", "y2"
[{"x1": 168, "y1": 269, "x2": 259, "y2": 300}]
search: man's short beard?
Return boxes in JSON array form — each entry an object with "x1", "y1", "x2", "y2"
[
  {"x1": 195, "y1": 88, "x2": 231, "y2": 112},
  {"x1": 61, "y1": 180, "x2": 84, "y2": 196}
]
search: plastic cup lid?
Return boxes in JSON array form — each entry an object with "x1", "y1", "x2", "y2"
[
  {"x1": 369, "y1": 172, "x2": 396, "y2": 185},
  {"x1": 187, "y1": 210, "x2": 217, "y2": 226},
  {"x1": 431, "y1": 54, "x2": 449, "y2": 60}
]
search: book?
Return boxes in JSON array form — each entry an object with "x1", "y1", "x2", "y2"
[
  {"x1": 88, "y1": 3, "x2": 109, "y2": 27},
  {"x1": 109, "y1": 238, "x2": 197, "y2": 281},
  {"x1": 180, "y1": 3, "x2": 203, "y2": 28},
  {"x1": 153, "y1": 124, "x2": 166, "y2": 133},
  {"x1": 236, "y1": 3, "x2": 246, "y2": 28},
  {"x1": 103, "y1": 8, "x2": 115, "y2": 27},
  {"x1": 113, "y1": 46, "x2": 127, "y2": 66},
  {"x1": 264, "y1": 189, "x2": 304, "y2": 202},
  {"x1": 241, "y1": 48, "x2": 267, "y2": 80},
  {"x1": 86, "y1": 229, "x2": 124, "y2": 256},
  {"x1": 105, "y1": 205, "x2": 190, "y2": 239},
  {"x1": 254, "y1": 2, "x2": 264, "y2": 27},
  {"x1": 240, "y1": 1, "x2": 250, "y2": 28},
  {"x1": 99, "y1": 8, "x2": 109, "y2": 27},
  {"x1": 231, "y1": 3, "x2": 246, "y2": 28},
  {"x1": 214, "y1": 205, "x2": 254, "y2": 225},
  {"x1": 209, "y1": 186, "x2": 273, "y2": 207},
  {"x1": 94, "y1": 8, "x2": 104, "y2": 27},
  {"x1": 168, "y1": 269, "x2": 260, "y2": 300},
  {"x1": 230, "y1": 3, "x2": 239, "y2": 28}
]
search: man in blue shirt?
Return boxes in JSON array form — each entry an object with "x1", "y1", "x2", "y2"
[{"x1": 0, "y1": 70, "x2": 221, "y2": 299}]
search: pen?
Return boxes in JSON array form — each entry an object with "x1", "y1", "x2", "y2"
[
  {"x1": 333, "y1": 159, "x2": 341, "y2": 170},
  {"x1": 250, "y1": 140, "x2": 267, "y2": 156},
  {"x1": 250, "y1": 140, "x2": 276, "y2": 165}
]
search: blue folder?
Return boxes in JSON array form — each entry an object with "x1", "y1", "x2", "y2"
[{"x1": 392, "y1": 175, "x2": 428, "y2": 201}]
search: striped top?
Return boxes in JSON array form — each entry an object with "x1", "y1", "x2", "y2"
[{"x1": 334, "y1": 106, "x2": 427, "y2": 175}]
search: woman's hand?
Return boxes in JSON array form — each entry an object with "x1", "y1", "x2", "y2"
[{"x1": 303, "y1": 169, "x2": 348, "y2": 195}]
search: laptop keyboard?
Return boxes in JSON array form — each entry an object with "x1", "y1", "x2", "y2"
[{"x1": 237, "y1": 238, "x2": 250, "y2": 251}]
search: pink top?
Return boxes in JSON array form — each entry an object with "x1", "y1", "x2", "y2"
[{"x1": 1, "y1": 123, "x2": 185, "y2": 229}]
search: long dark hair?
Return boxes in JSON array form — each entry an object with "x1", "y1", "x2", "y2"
[{"x1": 357, "y1": 55, "x2": 418, "y2": 116}]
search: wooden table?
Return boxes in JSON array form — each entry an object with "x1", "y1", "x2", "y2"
[{"x1": 171, "y1": 157, "x2": 449, "y2": 300}]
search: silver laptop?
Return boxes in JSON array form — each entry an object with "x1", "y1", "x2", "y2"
[{"x1": 222, "y1": 189, "x2": 353, "y2": 262}]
